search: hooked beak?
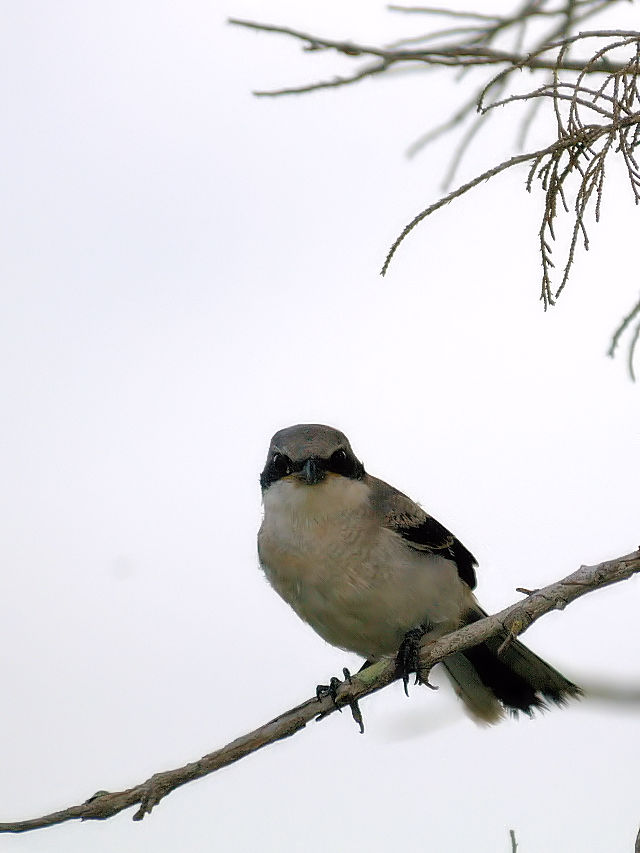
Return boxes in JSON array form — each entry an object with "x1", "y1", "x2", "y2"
[{"x1": 300, "y1": 457, "x2": 325, "y2": 485}]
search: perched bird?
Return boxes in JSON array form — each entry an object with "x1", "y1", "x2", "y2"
[{"x1": 257, "y1": 424, "x2": 580, "y2": 723}]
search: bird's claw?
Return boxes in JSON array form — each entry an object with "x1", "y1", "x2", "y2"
[
  {"x1": 316, "y1": 676, "x2": 343, "y2": 706},
  {"x1": 315, "y1": 668, "x2": 364, "y2": 733},
  {"x1": 397, "y1": 627, "x2": 438, "y2": 696},
  {"x1": 349, "y1": 697, "x2": 365, "y2": 734},
  {"x1": 316, "y1": 667, "x2": 352, "y2": 705}
]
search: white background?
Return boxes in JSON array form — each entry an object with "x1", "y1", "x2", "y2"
[{"x1": 1, "y1": 2, "x2": 639, "y2": 851}]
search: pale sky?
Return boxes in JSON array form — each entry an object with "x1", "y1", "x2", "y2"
[{"x1": 1, "y1": 2, "x2": 639, "y2": 852}]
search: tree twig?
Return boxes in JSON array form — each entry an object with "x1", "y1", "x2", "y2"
[
  {"x1": 0, "y1": 548, "x2": 638, "y2": 834},
  {"x1": 381, "y1": 107, "x2": 640, "y2": 277},
  {"x1": 231, "y1": 5, "x2": 640, "y2": 377},
  {"x1": 609, "y1": 295, "x2": 640, "y2": 382},
  {"x1": 229, "y1": 18, "x2": 629, "y2": 90}
]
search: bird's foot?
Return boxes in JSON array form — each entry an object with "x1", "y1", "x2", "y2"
[
  {"x1": 316, "y1": 668, "x2": 351, "y2": 705},
  {"x1": 398, "y1": 628, "x2": 424, "y2": 696},
  {"x1": 397, "y1": 627, "x2": 439, "y2": 696},
  {"x1": 315, "y1": 668, "x2": 364, "y2": 733}
]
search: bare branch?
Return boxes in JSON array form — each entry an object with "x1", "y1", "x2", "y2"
[
  {"x1": 406, "y1": 87, "x2": 483, "y2": 158},
  {"x1": 608, "y1": 295, "x2": 640, "y2": 360},
  {"x1": 381, "y1": 146, "x2": 548, "y2": 276},
  {"x1": 1, "y1": 548, "x2": 638, "y2": 834},
  {"x1": 232, "y1": 7, "x2": 640, "y2": 374},
  {"x1": 628, "y1": 322, "x2": 640, "y2": 381},
  {"x1": 382, "y1": 106, "x2": 640, "y2": 277},
  {"x1": 383, "y1": 33, "x2": 640, "y2": 321},
  {"x1": 228, "y1": 19, "x2": 630, "y2": 84},
  {"x1": 252, "y1": 60, "x2": 391, "y2": 98}
]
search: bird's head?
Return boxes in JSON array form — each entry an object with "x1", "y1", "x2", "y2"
[{"x1": 260, "y1": 424, "x2": 365, "y2": 491}]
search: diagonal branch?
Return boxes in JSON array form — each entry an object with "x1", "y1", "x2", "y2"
[
  {"x1": 1, "y1": 548, "x2": 638, "y2": 834},
  {"x1": 229, "y1": 18, "x2": 630, "y2": 92},
  {"x1": 381, "y1": 110, "x2": 639, "y2": 276}
]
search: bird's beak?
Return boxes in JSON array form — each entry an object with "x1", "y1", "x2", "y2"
[{"x1": 300, "y1": 457, "x2": 324, "y2": 485}]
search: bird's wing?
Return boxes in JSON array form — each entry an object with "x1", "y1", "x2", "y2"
[{"x1": 367, "y1": 474, "x2": 478, "y2": 589}]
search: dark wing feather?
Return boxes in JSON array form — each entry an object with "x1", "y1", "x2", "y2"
[
  {"x1": 395, "y1": 514, "x2": 478, "y2": 589},
  {"x1": 367, "y1": 474, "x2": 478, "y2": 589}
]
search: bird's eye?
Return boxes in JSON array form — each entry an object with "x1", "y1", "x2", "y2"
[
  {"x1": 260, "y1": 452, "x2": 293, "y2": 490},
  {"x1": 327, "y1": 448, "x2": 349, "y2": 474},
  {"x1": 271, "y1": 453, "x2": 291, "y2": 477}
]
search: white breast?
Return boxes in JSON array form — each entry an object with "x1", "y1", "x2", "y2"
[{"x1": 258, "y1": 476, "x2": 468, "y2": 658}]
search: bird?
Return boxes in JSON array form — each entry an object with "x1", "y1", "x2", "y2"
[{"x1": 257, "y1": 423, "x2": 581, "y2": 723}]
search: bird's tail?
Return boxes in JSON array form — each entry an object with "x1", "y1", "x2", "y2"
[{"x1": 441, "y1": 607, "x2": 582, "y2": 724}]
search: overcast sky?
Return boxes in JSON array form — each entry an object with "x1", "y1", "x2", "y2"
[{"x1": 1, "y1": 2, "x2": 639, "y2": 851}]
